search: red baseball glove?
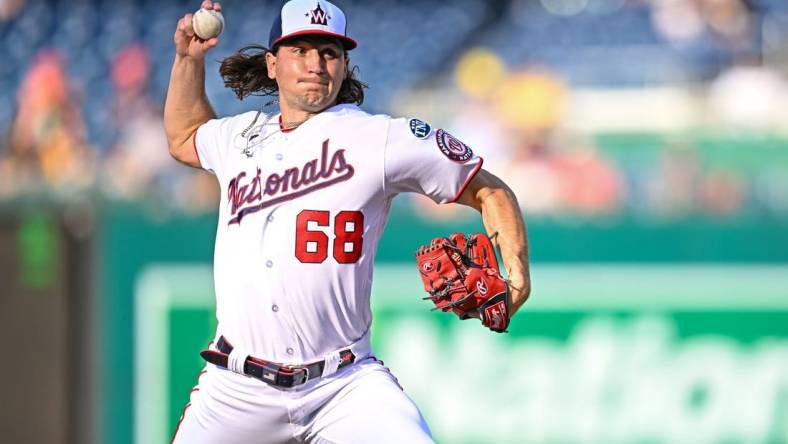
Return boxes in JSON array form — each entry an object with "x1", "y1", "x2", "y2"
[{"x1": 416, "y1": 232, "x2": 510, "y2": 333}]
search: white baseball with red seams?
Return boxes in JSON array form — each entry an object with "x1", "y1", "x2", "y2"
[
  {"x1": 191, "y1": 8, "x2": 224, "y2": 40},
  {"x1": 170, "y1": 104, "x2": 482, "y2": 443}
]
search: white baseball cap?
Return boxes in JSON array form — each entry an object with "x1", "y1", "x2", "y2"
[{"x1": 268, "y1": 0, "x2": 357, "y2": 50}]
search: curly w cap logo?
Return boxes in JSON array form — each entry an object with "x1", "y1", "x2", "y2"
[{"x1": 307, "y1": 2, "x2": 330, "y2": 25}]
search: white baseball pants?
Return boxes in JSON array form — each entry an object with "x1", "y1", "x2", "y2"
[{"x1": 171, "y1": 357, "x2": 434, "y2": 444}]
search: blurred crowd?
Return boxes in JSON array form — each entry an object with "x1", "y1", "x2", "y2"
[
  {"x1": 1, "y1": 0, "x2": 787, "y2": 219},
  {"x1": 0, "y1": 44, "x2": 219, "y2": 212},
  {"x1": 408, "y1": 46, "x2": 788, "y2": 221}
]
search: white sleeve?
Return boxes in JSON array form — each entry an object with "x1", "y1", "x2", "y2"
[
  {"x1": 384, "y1": 117, "x2": 483, "y2": 203},
  {"x1": 193, "y1": 111, "x2": 257, "y2": 177}
]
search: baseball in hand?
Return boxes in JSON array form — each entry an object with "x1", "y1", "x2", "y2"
[{"x1": 192, "y1": 8, "x2": 224, "y2": 40}]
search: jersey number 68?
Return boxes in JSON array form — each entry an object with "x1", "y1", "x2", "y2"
[{"x1": 295, "y1": 210, "x2": 364, "y2": 264}]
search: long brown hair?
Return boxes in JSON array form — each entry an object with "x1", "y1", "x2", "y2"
[{"x1": 218, "y1": 44, "x2": 366, "y2": 105}]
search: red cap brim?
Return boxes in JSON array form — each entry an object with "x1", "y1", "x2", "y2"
[{"x1": 272, "y1": 30, "x2": 357, "y2": 50}]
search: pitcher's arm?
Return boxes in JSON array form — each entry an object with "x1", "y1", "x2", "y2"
[{"x1": 164, "y1": 1, "x2": 221, "y2": 167}]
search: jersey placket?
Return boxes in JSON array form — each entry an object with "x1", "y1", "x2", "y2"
[
  {"x1": 258, "y1": 132, "x2": 304, "y2": 363},
  {"x1": 259, "y1": 212, "x2": 301, "y2": 359}
]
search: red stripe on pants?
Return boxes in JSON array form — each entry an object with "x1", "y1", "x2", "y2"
[{"x1": 170, "y1": 402, "x2": 192, "y2": 444}]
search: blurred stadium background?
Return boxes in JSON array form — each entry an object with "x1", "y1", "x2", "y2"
[{"x1": 1, "y1": 0, "x2": 788, "y2": 443}]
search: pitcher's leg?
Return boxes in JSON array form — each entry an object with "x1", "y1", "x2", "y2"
[
  {"x1": 304, "y1": 361, "x2": 434, "y2": 444},
  {"x1": 171, "y1": 366, "x2": 298, "y2": 444}
]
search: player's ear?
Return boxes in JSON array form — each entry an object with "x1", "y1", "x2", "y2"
[{"x1": 265, "y1": 50, "x2": 277, "y2": 80}]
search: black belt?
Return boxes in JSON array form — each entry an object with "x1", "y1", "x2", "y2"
[{"x1": 200, "y1": 336, "x2": 356, "y2": 388}]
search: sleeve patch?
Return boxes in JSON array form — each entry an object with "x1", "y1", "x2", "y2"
[
  {"x1": 435, "y1": 129, "x2": 473, "y2": 163},
  {"x1": 408, "y1": 118, "x2": 433, "y2": 139}
]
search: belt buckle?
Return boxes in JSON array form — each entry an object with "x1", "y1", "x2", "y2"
[
  {"x1": 276, "y1": 366, "x2": 308, "y2": 388},
  {"x1": 295, "y1": 366, "x2": 309, "y2": 385}
]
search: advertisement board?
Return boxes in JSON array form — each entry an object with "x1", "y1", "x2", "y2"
[{"x1": 135, "y1": 264, "x2": 788, "y2": 444}]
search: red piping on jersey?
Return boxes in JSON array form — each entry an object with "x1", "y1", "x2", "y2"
[
  {"x1": 449, "y1": 158, "x2": 484, "y2": 203},
  {"x1": 279, "y1": 115, "x2": 297, "y2": 133},
  {"x1": 192, "y1": 130, "x2": 202, "y2": 167}
]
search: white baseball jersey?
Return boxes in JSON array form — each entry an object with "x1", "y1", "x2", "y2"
[{"x1": 194, "y1": 103, "x2": 482, "y2": 366}]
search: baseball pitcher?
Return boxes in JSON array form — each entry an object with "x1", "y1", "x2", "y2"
[{"x1": 163, "y1": 1, "x2": 531, "y2": 442}]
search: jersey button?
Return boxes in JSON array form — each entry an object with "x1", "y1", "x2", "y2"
[
  {"x1": 276, "y1": 153, "x2": 283, "y2": 161},
  {"x1": 266, "y1": 260, "x2": 273, "y2": 268},
  {"x1": 271, "y1": 304, "x2": 279, "y2": 312},
  {"x1": 267, "y1": 215, "x2": 274, "y2": 222},
  {"x1": 286, "y1": 347, "x2": 294, "y2": 355}
]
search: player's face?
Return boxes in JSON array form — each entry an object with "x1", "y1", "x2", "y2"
[{"x1": 267, "y1": 37, "x2": 347, "y2": 113}]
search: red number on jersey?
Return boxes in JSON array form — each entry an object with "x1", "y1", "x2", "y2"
[
  {"x1": 295, "y1": 210, "x2": 330, "y2": 263},
  {"x1": 294, "y1": 210, "x2": 364, "y2": 264},
  {"x1": 333, "y1": 211, "x2": 364, "y2": 263}
]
